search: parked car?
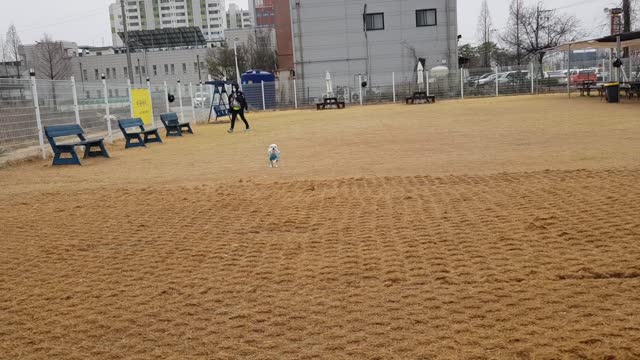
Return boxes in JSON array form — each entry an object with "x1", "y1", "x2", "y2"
[
  {"x1": 569, "y1": 69, "x2": 597, "y2": 85},
  {"x1": 487, "y1": 71, "x2": 528, "y2": 85},
  {"x1": 477, "y1": 73, "x2": 497, "y2": 86},
  {"x1": 193, "y1": 92, "x2": 210, "y2": 108},
  {"x1": 467, "y1": 72, "x2": 493, "y2": 87}
]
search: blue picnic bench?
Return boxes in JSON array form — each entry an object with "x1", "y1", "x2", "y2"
[
  {"x1": 211, "y1": 105, "x2": 230, "y2": 123},
  {"x1": 44, "y1": 124, "x2": 110, "y2": 166},
  {"x1": 160, "y1": 112, "x2": 194, "y2": 137},
  {"x1": 118, "y1": 118, "x2": 162, "y2": 149}
]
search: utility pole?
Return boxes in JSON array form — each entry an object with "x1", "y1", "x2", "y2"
[
  {"x1": 516, "y1": 0, "x2": 521, "y2": 65},
  {"x1": 121, "y1": 0, "x2": 135, "y2": 85},
  {"x1": 623, "y1": 0, "x2": 631, "y2": 59}
]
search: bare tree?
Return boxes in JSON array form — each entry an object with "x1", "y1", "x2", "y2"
[
  {"x1": 519, "y1": 4, "x2": 582, "y2": 75},
  {"x1": 34, "y1": 34, "x2": 72, "y2": 80},
  {"x1": 6, "y1": 24, "x2": 22, "y2": 78},
  {"x1": 33, "y1": 34, "x2": 73, "y2": 107},
  {"x1": 476, "y1": 0, "x2": 493, "y2": 67},
  {"x1": 500, "y1": 0, "x2": 525, "y2": 65},
  {"x1": 0, "y1": 35, "x2": 8, "y2": 76},
  {"x1": 246, "y1": 29, "x2": 277, "y2": 71},
  {"x1": 206, "y1": 42, "x2": 248, "y2": 80}
]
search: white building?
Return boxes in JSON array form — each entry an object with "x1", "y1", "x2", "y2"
[
  {"x1": 226, "y1": 3, "x2": 253, "y2": 29},
  {"x1": 109, "y1": 0, "x2": 227, "y2": 46}
]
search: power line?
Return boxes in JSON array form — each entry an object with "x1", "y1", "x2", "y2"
[
  {"x1": 18, "y1": 8, "x2": 107, "y2": 32},
  {"x1": 553, "y1": 0, "x2": 606, "y2": 11}
]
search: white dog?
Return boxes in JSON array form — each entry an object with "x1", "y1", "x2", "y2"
[{"x1": 268, "y1": 144, "x2": 280, "y2": 168}]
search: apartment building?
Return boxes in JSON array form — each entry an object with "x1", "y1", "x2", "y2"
[
  {"x1": 109, "y1": 0, "x2": 227, "y2": 46},
  {"x1": 255, "y1": 0, "x2": 275, "y2": 27},
  {"x1": 226, "y1": 3, "x2": 253, "y2": 29}
]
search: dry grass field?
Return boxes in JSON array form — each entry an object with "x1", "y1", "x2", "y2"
[{"x1": 1, "y1": 95, "x2": 640, "y2": 359}]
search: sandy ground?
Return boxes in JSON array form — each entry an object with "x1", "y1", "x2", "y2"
[{"x1": 1, "y1": 95, "x2": 640, "y2": 359}]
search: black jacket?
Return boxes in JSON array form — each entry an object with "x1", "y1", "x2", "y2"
[{"x1": 228, "y1": 91, "x2": 248, "y2": 111}]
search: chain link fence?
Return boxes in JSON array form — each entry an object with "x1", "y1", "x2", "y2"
[{"x1": 3, "y1": 57, "x2": 639, "y2": 161}]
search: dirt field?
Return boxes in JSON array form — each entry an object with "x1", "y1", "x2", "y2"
[{"x1": 1, "y1": 95, "x2": 640, "y2": 359}]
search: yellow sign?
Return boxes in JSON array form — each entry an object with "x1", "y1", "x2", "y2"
[{"x1": 132, "y1": 89, "x2": 153, "y2": 125}]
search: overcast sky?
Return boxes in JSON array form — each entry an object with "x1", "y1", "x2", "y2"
[{"x1": 0, "y1": 0, "x2": 621, "y2": 46}]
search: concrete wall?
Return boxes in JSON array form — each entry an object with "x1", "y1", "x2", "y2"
[
  {"x1": 71, "y1": 48, "x2": 212, "y2": 91},
  {"x1": 291, "y1": 0, "x2": 457, "y2": 89}
]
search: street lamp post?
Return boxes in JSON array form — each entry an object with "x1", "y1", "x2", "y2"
[{"x1": 234, "y1": 40, "x2": 242, "y2": 89}]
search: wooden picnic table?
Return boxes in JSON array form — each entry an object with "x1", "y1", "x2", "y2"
[
  {"x1": 580, "y1": 80, "x2": 596, "y2": 96},
  {"x1": 623, "y1": 82, "x2": 640, "y2": 100},
  {"x1": 405, "y1": 91, "x2": 436, "y2": 104},
  {"x1": 316, "y1": 97, "x2": 345, "y2": 110}
]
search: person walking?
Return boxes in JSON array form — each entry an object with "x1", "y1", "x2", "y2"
[{"x1": 228, "y1": 83, "x2": 250, "y2": 133}]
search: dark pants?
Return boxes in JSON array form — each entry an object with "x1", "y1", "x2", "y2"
[{"x1": 230, "y1": 108, "x2": 250, "y2": 130}]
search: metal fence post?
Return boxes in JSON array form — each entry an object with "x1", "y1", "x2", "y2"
[
  {"x1": 30, "y1": 71, "x2": 46, "y2": 159},
  {"x1": 426, "y1": 70, "x2": 430, "y2": 96},
  {"x1": 359, "y1": 74, "x2": 363, "y2": 106},
  {"x1": 178, "y1": 80, "x2": 184, "y2": 121},
  {"x1": 261, "y1": 80, "x2": 266, "y2": 110},
  {"x1": 164, "y1": 81, "x2": 170, "y2": 113},
  {"x1": 392, "y1": 72, "x2": 396, "y2": 103},
  {"x1": 102, "y1": 75, "x2": 113, "y2": 142},
  {"x1": 147, "y1": 78, "x2": 155, "y2": 127},
  {"x1": 293, "y1": 78, "x2": 298, "y2": 109},
  {"x1": 127, "y1": 79, "x2": 134, "y2": 117},
  {"x1": 189, "y1": 82, "x2": 196, "y2": 123},
  {"x1": 495, "y1": 66, "x2": 499, "y2": 97},
  {"x1": 530, "y1": 62, "x2": 534, "y2": 94},
  {"x1": 70, "y1": 76, "x2": 81, "y2": 125},
  {"x1": 460, "y1": 69, "x2": 464, "y2": 99}
]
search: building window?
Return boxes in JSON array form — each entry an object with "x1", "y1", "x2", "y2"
[
  {"x1": 142, "y1": 66, "x2": 146, "y2": 75},
  {"x1": 365, "y1": 13, "x2": 384, "y2": 31},
  {"x1": 94, "y1": 69, "x2": 99, "y2": 80},
  {"x1": 83, "y1": 69, "x2": 88, "y2": 81},
  {"x1": 115, "y1": 89, "x2": 119, "y2": 97},
  {"x1": 112, "y1": 68, "x2": 116, "y2": 79},
  {"x1": 171, "y1": 64, "x2": 175, "y2": 74},
  {"x1": 153, "y1": 65, "x2": 157, "y2": 76},
  {"x1": 124, "y1": 67, "x2": 128, "y2": 77},
  {"x1": 182, "y1": 63, "x2": 187, "y2": 74},
  {"x1": 164, "y1": 64, "x2": 169, "y2": 75},
  {"x1": 135, "y1": 66, "x2": 140, "y2": 75},
  {"x1": 108, "y1": 89, "x2": 113, "y2": 97},
  {"x1": 106, "y1": 68, "x2": 111, "y2": 79},
  {"x1": 416, "y1": 9, "x2": 437, "y2": 27}
]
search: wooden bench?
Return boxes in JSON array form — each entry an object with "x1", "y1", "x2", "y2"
[
  {"x1": 627, "y1": 83, "x2": 640, "y2": 100},
  {"x1": 118, "y1": 118, "x2": 163, "y2": 149},
  {"x1": 406, "y1": 92, "x2": 436, "y2": 104},
  {"x1": 44, "y1": 124, "x2": 110, "y2": 166},
  {"x1": 316, "y1": 97, "x2": 345, "y2": 110},
  {"x1": 160, "y1": 112, "x2": 194, "y2": 137}
]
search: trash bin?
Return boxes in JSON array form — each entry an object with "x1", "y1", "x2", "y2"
[{"x1": 604, "y1": 82, "x2": 620, "y2": 103}]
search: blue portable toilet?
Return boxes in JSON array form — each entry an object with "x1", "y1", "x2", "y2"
[{"x1": 241, "y1": 70, "x2": 276, "y2": 109}]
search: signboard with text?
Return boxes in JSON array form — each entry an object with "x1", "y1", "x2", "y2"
[
  {"x1": 611, "y1": 8, "x2": 623, "y2": 35},
  {"x1": 131, "y1": 89, "x2": 153, "y2": 125}
]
